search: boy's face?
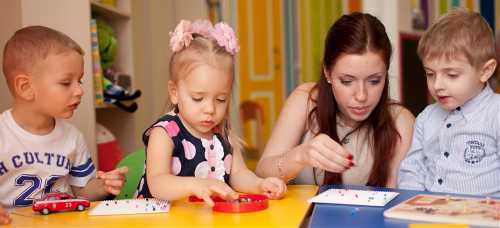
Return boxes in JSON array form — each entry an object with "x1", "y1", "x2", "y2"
[
  {"x1": 423, "y1": 55, "x2": 488, "y2": 111},
  {"x1": 30, "y1": 51, "x2": 84, "y2": 119}
]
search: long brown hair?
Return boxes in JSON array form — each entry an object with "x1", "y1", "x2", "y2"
[{"x1": 308, "y1": 12, "x2": 400, "y2": 187}]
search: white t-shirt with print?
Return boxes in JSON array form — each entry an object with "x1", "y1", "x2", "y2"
[{"x1": 0, "y1": 109, "x2": 95, "y2": 208}]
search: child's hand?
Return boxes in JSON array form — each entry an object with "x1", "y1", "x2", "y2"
[
  {"x1": 97, "y1": 166, "x2": 129, "y2": 195},
  {"x1": 191, "y1": 178, "x2": 239, "y2": 207},
  {"x1": 259, "y1": 177, "x2": 287, "y2": 199},
  {"x1": 0, "y1": 206, "x2": 12, "y2": 225}
]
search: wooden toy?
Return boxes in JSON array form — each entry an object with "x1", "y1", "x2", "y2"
[{"x1": 384, "y1": 194, "x2": 500, "y2": 227}]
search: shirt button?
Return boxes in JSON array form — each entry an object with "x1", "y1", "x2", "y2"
[
  {"x1": 444, "y1": 152, "x2": 449, "y2": 157},
  {"x1": 210, "y1": 144, "x2": 214, "y2": 150},
  {"x1": 446, "y1": 123, "x2": 452, "y2": 128},
  {"x1": 438, "y1": 179, "x2": 443, "y2": 185}
]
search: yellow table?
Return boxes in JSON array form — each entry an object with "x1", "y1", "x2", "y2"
[{"x1": 8, "y1": 185, "x2": 317, "y2": 227}]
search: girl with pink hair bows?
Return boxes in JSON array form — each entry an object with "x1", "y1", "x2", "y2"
[{"x1": 135, "y1": 20, "x2": 287, "y2": 206}]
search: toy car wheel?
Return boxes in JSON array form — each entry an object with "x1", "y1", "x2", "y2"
[
  {"x1": 76, "y1": 204, "x2": 85, "y2": 211},
  {"x1": 41, "y1": 208, "x2": 50, "y2": 215}
]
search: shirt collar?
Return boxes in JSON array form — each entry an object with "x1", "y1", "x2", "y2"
[{"x1": 444, "y1": 84, "x2": 494, "y2": 121}]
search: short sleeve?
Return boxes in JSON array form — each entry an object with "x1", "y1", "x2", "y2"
[{"x1": 68, "y1": 131, "x2": 96, "y2": 187}]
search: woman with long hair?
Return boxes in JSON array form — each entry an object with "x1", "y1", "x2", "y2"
[{"x1": 256, "y1": 12, "x2": 415, "y2": 187}]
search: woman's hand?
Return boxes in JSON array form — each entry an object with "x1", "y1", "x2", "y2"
[
  {"x1": 297, "y1": 133, "x2": 354, "y2": 173},
  {"x1": 190, "y1": 178, "x2": 239, "y2": 207},
  {"x1": 258, "y1": 177, "x2": 287, "y2": 199}
]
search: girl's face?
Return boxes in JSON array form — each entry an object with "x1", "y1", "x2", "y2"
[
  {"x1": 169, "y1": 63, "x2": 232, "y2": 139},
  {"x1": 325, "y1": 51, "x2": 387, "y2": 127}
]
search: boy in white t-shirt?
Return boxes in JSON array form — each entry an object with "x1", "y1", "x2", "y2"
[{"x1": 0, "y1": 26, "x2": 128, "y2": 210}]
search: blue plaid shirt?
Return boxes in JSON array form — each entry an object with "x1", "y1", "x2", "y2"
[{"x1": 398, "y1": 85, "x2": 500, "y2": 197}]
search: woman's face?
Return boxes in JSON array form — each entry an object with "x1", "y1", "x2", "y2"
[{"x1": 325, "y1": 51, "x2": 387, "y2": 127}]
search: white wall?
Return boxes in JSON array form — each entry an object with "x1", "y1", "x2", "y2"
[
  {"x1": 131, "y1": 0, "x2": 209, "y2": 148},
  {"x1": 363, "y1": 0, "x2": 401, "y2": 101},
  {"x1": 0, "y1": 1, "x2": 21, "y2": 112}
]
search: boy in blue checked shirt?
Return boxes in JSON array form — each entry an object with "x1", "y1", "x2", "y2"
[{"x1": 398, "y1": 9, "x2": 500, "y2": 196}]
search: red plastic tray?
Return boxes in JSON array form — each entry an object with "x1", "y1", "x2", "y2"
[{"x1": 189, "y1": 194, "x2": 268, "y2": 213}]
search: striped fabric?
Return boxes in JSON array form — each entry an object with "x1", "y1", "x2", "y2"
[
  {"x1": 398, "y1": 85, "x2": 500, "y2": 197},
  {"x1": 70, "y1": 158, "x2": 95, "y2": 177}
]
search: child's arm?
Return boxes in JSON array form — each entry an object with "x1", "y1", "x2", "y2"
[
  {"x1": 146, "y1": 128, "x2": 238, "y2": 206},
  {"x1": 386, "y1": 107, "x2": 415, "y2": 188},
  {"x1": 69, "y1": 131, "x2": 127, "y2": 201},
  {"x1": 0, "y1": 205, "x2": 12, "y2": 225},
  {"x1": 71, "y1": 167, "x2": 128, "y2": 201},
  {"x1": 229, "y1": 146, "x2": 287, "y2": 199},
  {"x1": 397, "y1": 110, "x2": 428, "y2": 191}
]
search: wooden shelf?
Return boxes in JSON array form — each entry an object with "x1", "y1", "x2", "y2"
[
  {"x1": 91, "y1": 0, "x2": 137, "y2": 155},
  {"x1": 90, "y1": 0, "x2": 130, "y2": 19},
  {"x1": 95, "y1": 102, "x2": 115, "y2": 109}
]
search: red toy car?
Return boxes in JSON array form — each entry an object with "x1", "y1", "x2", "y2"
[{"x1": 32, "y1": 192, "x2": 90, "y2": 215}]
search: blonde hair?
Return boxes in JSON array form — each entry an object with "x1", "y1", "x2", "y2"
[
  {"x1": 169, "y1": 35, "x2": 233, "y2": 81},
  {"x1": 2, "y1": 26, "x2": 84, "y2": 92},
  {"x1": 168, "y1": 35, "x2": 241, "y2": 152},
  {"x1": 417, "y1": 8, "x2": 495, "y2": 68}
]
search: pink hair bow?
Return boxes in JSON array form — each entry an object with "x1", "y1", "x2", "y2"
[{"x1": 169, "y1": 19, "x2": 240, "y2": 55}]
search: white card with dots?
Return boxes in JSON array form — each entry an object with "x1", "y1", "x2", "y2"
[
  {"x1": 89, "y1": 198, "x2": 170, "y2": 216},
  {"x1": 308, "y1": 189, "x2": 399, "y2": 207}
]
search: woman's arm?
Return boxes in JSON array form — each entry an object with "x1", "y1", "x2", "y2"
[
  {"x1": 255, "y1": 83, "x2": 351, "y2": 182},
  {"x1": 386, "y1": 106, "x2": 415, "y2": 188},
  {"x1": 255, "y1": 83, "x2": 314, "y2": 180}
]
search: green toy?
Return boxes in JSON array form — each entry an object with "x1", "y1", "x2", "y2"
[
  {"x1": 96, "y1": 18, "x2": 117, "y2": 70},
  {"x1": 115, "y1": 149, "x2": 145, "y2": 199}
]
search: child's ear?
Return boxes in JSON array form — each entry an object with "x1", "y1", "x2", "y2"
[
  {"x1": 14, "y1": 74, "x2": 35, "y2": 100},
  {"x1": 167, "y1": 80, "x2": 178, "y2": 105},
  {"x1": 479, "y1": 58, "x2": 497, "y2": 83}
]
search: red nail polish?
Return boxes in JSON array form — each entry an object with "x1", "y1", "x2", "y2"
[{"x1": 347, "y1": 155, "x2": 353, "y2": 160}]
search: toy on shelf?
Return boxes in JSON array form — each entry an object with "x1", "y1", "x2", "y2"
[
  {"x1": 32, "y1": 192, "x2": 90, "y2": 215},
  {"x1": 189, "y1": 194, "x2": 268, "y2": 213},
  {"x1": 90, "y1": 18, "x2": 105, "y2": 106},
  {"x1": 94, "y1": 18, "x2": 141, "y2": 112},
  {"x1": 96, "y1": 18, "x2": 117, "y2": 70},
  {"x1": 102, "y1": 77, "x2": 141, "y2": 112}
]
